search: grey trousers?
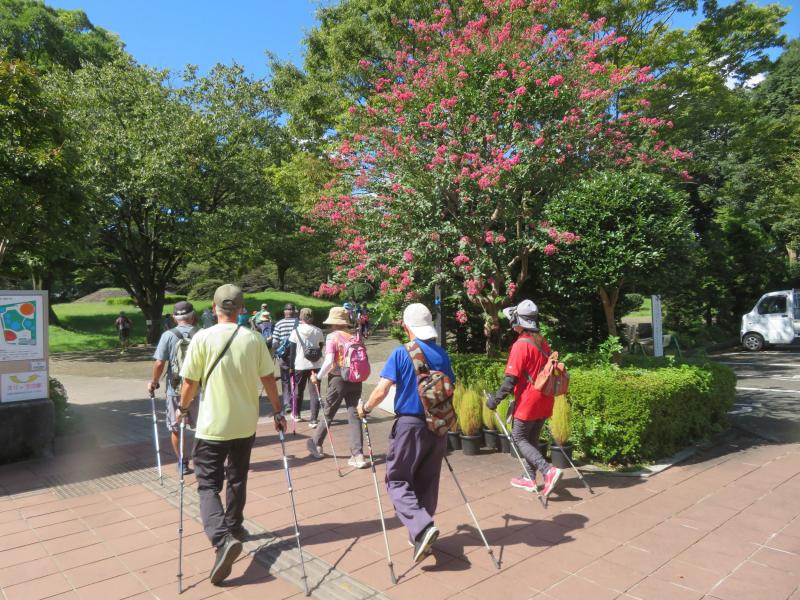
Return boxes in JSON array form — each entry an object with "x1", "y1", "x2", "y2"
[
  {"x1": 193, "y1": 435, "x2": 255, "y2": 548},
  {"x1": 312, "y1": 374, "x2": 362, "y2": 455},
  {"x1": 385, "y1": 416, "x2": 446, "y2": 541},
  {"x1": 511, "y1": 418, "x2": 552, "y2": 476}
]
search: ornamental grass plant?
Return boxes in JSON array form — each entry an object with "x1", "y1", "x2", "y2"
[
  {"x1": 458, "y1": 387, "x2": 483, "y2": 437},
  {"x1": 550, "y1": 394, "x2": 571, "y2": 446}
]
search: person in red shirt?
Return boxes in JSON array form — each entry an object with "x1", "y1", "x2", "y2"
[{"x1": 486, "y1": 300, "x2": 562, "y2": 499}]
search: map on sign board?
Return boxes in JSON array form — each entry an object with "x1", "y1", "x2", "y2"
[{"x1": 0, "y1": 297, "x2": 44, "y2": 361}]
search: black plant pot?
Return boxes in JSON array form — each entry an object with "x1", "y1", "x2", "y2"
[
  {"x1": 537, "y1": 441, "x2": 550, "y2": 461},
  {"x1": 497, "y1": 433, "x2": 512, "y2": 454},
  {"x1": 482, "y1": 428, "x2": 499, "y2": 451},
  {"x1": 447, "y1": 431, "x2": 462, "y2": 451},
  {"x1": 550, "y1": 443, "x2": 573, "y2": 469},
  {"x1": 460, "y1": 434, "x2": 482, "y2": 456}
]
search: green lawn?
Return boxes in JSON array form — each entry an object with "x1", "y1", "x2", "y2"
[
  {"x1": 50, "y1": 290, "x2": 335, "y2": 353},
  {"x1": 629, "y1": 297, "x2": 652, "y2": 318}
]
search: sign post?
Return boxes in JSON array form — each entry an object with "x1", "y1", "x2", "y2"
[
  {"x1": 0, "y1": 290, "x2": 52, "y2": 461},
  {"x1": 651, "y1": 294, "x2": 664, "y2": 357},
  {"x1": 434, "y1": 284, "x2": 443, "y2": 342}
]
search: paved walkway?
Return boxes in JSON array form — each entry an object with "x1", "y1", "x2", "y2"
[{"x1": 1, "y1": 341, "x2": 799, "y2": 599}]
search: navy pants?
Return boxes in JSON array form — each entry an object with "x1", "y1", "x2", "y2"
[{"x1": 385, "y1": 416, "x2": 446, "y2": 541}]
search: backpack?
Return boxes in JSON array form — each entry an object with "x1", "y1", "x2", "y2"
[
  {"x1": 296, "y1": 328, "x2": 322, "y2": 362},
  {"x1": 338, "y1": 332, "x2": 371, "y2": 383},
  {"x1": 404, "y1": 340, "x2": 455, "y2": 436},
  {"x1": 521, "y1": 336, "x2": 570, "y2": 396},
  {"x1": 168, "y1": 326, "x2": 198, "y2": 389},
  {"x1": 275, "y1": 319, "x2": 298, "y2": 360}
]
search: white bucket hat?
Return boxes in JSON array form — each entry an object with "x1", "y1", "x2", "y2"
[
  {"x1": 502, "y1": 299, "x2": 539, "y2": 330},
  {"x1": 403, "y1": 303, "x2": 438, "y2": 340}
]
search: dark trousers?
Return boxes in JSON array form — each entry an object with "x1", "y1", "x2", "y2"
[
  {"x1": 294, "y1": 369, "x2": 320, "y2": 421},
  {"x1": 385, "y1": 416, "x2": 446, "y2": 541},
  {"x1": 193, "y1": 435, "x2": 255, "y2": 549},
  {"x1": 511, "y1": 418, "x2": 551, "y2": 476},
  {"x1": 311, "y1": 374, "x2": 362, "y2": 455},
  {"x1": 279, "y1": 360, "x2": 292, "y2": 412}
]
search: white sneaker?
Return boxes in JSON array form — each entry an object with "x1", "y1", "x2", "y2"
[
  {"x1": 292, "y1": 415, "x2": 304, "y2": 422},
  {"x1": 348, "y1": 454, "x2": 368, "y2": 469},
  {"x1": 308, "y1": 421, "x2": 318, "y2": 429},
  {"x1": 306, "y1": 439, "x2": 323, "y2": 459}
]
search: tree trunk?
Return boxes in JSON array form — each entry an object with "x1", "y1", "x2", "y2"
[
  {"x1": 598, "y1": 286, "x2": 620, "y2": 337},
  {"x1": 277, "y1": 262, "x2": 289, "y2": 291}
]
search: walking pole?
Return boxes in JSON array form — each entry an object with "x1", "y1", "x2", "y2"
[
  {"x1": 149, "y1": 391, "x2": 163, "y2": 485},
  {"x1": 545, "y1": 424, "x2": 593, "y2": 494},
  {"x1": 361, "y1": 417, "x2": 397, "y2": 584},
  {"x1": 315, "y1": 383, "x2": 342, "y2": 477},
  {"x1": 485, "y1": 392, "x2": 546, "y2": 508},
  {"x1": 442, "y1": 454, "x2": 501, "y2": 570},
  {"x1": 177, "y1": 420, "x2": 185, "y2": 593},
  {"x1": 290, "y1": 370, "x2": 297, "y2": 436},
  {"x1": 278, "y1": 429, "x2": 310, "y2": 596}
]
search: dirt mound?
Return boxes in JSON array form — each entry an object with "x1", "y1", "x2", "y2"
[{"x1": 74, "y1": 288, "x2": 130, "y2": 304}]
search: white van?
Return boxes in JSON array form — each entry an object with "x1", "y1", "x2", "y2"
[{"x1": 741, "y1": 289, "x2": 800, "y2": 351}]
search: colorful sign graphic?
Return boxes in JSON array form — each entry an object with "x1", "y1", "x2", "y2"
[
  {"x1": 1, "y1": 371, "x2": 47, "y2": 403},
  {"x1": 0, "y1": 295, "x2": 45, "y2": 362}
]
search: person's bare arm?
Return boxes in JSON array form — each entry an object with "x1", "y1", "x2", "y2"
[
  {"x1": 176, "y1": 378, "x2": 200, "y2": 423},
  {"x1": 358, "y1": 377, "x2": 394, "y2": 418},
  {"x1": 260, "y1": 374, "x2": 286, "y2": 431},
  {"x1": 148, "y1": 360, "x2": 167, "y2": 394}
]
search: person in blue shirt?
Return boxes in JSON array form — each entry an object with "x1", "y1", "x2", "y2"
[{"x1": 358, "y1": 303, "x2": 455, "y2": 563}]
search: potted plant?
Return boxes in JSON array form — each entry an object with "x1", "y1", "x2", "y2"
[
  {"x1": 448, "y1": 382, "x2": 464, "y2": 450},
  {"x1": 494, "y1": 397, "x2": 513, "y2": 453},
  {"x1": 481, "y1": 390, "x2": 499, "y2": 451},
  {"x1": 458, "y1": 387, "x2": 483, "y2": 455},
  {"x1": 549, "y1": 394, "x2": 572, "y2": 468}
]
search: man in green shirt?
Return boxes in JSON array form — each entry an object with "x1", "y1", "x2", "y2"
[{"x1": 178, "y1": 284, "x2": 284, "y2": 586}]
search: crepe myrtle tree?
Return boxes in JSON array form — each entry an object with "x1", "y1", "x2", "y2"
[{"x1": 305, "y1": 0, "x2": 690, "y2": 354}]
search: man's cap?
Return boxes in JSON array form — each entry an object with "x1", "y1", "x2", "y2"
[
  {"x1": 213, "y1": 284, "x2": 244, "y2": 311},
  {"x1": 403, "y1": 303, "x2": 437, "y2": 340},
  {"x1": 173, "y1": 300, "x2": 195, "y2": 317},
  {"x1": 323, "y1": 306, "x2": 351, "y2": 326},
  {"x1": 502, "y1": 299, "x2": 539, "y2": 330},
  {"x1": 261, "y1": 303, "x2": 268, "y2": 308},
  {"x1": 284, "y1": 303, "x2": 297, "y2": 312}
]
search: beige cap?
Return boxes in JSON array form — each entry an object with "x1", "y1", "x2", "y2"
[
  {"x1": 213, "y1": 284, "x2": 244, "y2": 311},
  {"x1": 403, "y1": 303, "x2": 437, "y2": 340},
  {"x1": 323, "y1": 306, "x2": 351, "y2": 326}
]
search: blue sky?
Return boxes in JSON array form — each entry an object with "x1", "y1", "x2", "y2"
[{"x1": 47, "y1": 0, "x2": 798, "y2": 79}]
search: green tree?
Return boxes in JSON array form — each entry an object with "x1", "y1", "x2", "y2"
[
  {"x1": 542, "y1": 171, "x2": 695, "y2": 336},
  {"x1": 0, "y1": 0, "x2": 122, "y2": 70},
  {"x1": 0, "y1": 56, "x2": 80, "y2": 274},
  {"x1": 57, "y1": 60, "x2": 284, "y2": 343}
]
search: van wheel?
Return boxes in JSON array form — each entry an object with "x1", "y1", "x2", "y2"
[{"x1": 742, "y1": 333, "x2": 764, "y2": 352}]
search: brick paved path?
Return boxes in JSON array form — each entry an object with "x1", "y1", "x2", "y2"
[{"x1": 1, "y1": 340, "x2": 798, "y2": 599}]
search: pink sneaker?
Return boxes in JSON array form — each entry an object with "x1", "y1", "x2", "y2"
[
  {"x1": 541, "y1": 467, "x2": 563, "y2": 499},
  {"x1": 510, "y1": 476, "x2": 538, "y2": 493}
]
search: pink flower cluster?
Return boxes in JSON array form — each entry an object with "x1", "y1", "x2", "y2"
[{"x1": 455, "y1": 309, "x2": 468, "y2": 324}]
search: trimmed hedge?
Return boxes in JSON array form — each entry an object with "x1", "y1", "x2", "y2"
[{"x1": 450, "y1": 354, "x2": 736, "y2": 464}]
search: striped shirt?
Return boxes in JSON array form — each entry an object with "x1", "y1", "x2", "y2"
[{"x1": 272, "y1": 317, "x2": 298, "y2": 350}]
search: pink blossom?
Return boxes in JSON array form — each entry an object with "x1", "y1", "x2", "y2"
[
  {"x1": 506, "y1": 282, "x2": 517, "y2": 298},
  {"x1": 495, "y1": 234, "x2": 506, "y2": 244},
  {"x1": 465, "y1": 278, "x2": 484, "y2": 297},
  {"x1": 455, "y1": 309, "x2": 468, "y2": 324},
  {"x1": 299, "y1": 225, "x2": 316, "y2": 234},
  {"x1": 514, "y1": 86, "x2": 527, "y2": 96},
  {"x1": 533, "y1": 137, "x2": 545, "y2": 147},
  {"x1": 453, "y1": 254, "x2": 471, "y2": 266},
  {"x1": 484, "y1": 230, "x2": 495, "y2": 244},
  {"x1": 379, "y1": 280, "x2": 390, "y2": 292},
  {"x1": 547, "y1": 74, "x2": 564, "y2": 87},
  {"x1": 543, "y1": 244, "x2": 558, "y2": 256},
  {"x1": 402, "y1": 250, "x2": 414, "y2": 262}
]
